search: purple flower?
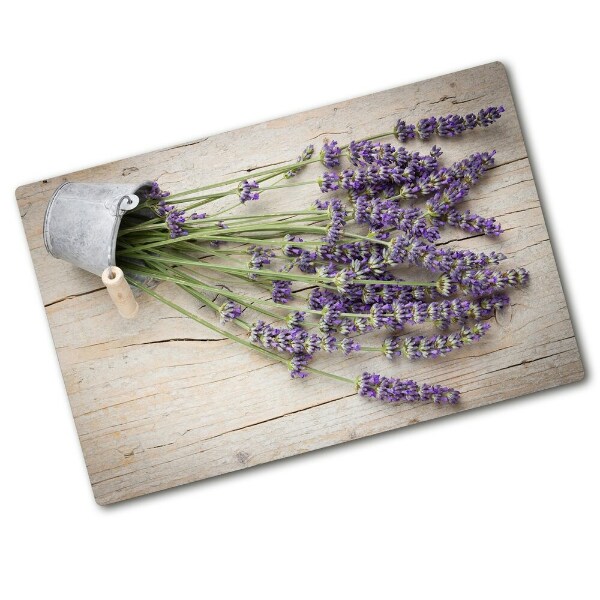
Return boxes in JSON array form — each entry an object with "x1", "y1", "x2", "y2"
[
  {"x1": 436, "y1": 114, "x2": 467, "y2": 137},
  {"x1": 247, "y1": 245, "x2": 275, "y2": 278},
  {"x1": 452, "y1": 267, "x2": 529, "y2": 297},
  {"x1": 320, "y1": 140, "x2": 342, "y2": 168},
  {"x1": 464, "y1": 113, "x2": 478, "y2": 129},
  {"x1": 156, "y1": 201, "x2": 188, "y2": 238},
  {"x1": 219, "y1": 301, "x2": 242, "y2": 324},
  {"x1": 321, "y1": 334, "x2": 338, "y2": 353},
  {"x1": 314, "y1": 197, "x2": 330, "y2": 210},
  {"x1": 308, "y1": 288, "x2": 340, "y2": 310},
  {"x1": 394, "y1": 120, "x2": 416, "y2": 143},
  {"x1": 285, "y1": 144, "x2": 315, "y2": 178},
  {"x1": 319, "y1": 303, "x2": 344, "y2": 333},
  {"x1": 355, "y1": 199, "x2": 440, "y2": 242},
  {"x1": 356, "y1": 373, "x2": 460, "y2": 404},
  {"x1": 341, "y1": 337, "x2": 361, "y2": 355},
  {"x1": 289, "y1": 353, "x2": 310, "y2": 378},
  {"x1": 430, "y1": 145, "x2": 443, "y2": 159},
  {"x1": 272, "y1": 280, "x2": 292, "y2": 304},
  {"x1": 148, "y1": 181, "x2": 170, "y2": 200},
  {"x1": 296, "y1": 250, "x2": 317, "y2": 273},
  {"x1": 282, "y1": 234, "x2": 305, "y2": 258},
  {"x1": 318, "y1": 172, "x2": 340, "y2": 193},
  {"x1": 425, "y1": 181, "x2": 470, "y2": 221},
  {"x1": 332, "y1": 267, "x2": 357, "y2": 294},
  {"x1": 348, "y1": 140, "x2": 373, "y2": 166},
  {"x1": 382, "y1": 322, "x2": 491, "y2": 360},
  {"x1": 446, "y1": 209, "x2": 503, "y2": 236},
  {"x1": 286, "y1": 311, "x2": 306, "y2": 328},
  {"x1": 248, "y1": 319, "x2": 266, "y2": 344},
  {"x1": 448, "y1": 151, "x2": 496, "y2": 187},
  {"x1": 390, "y1": 107, "x2": 504, "y2": 143},
  {"x1": 387, "y1": 234, "x2": 507, "y2": 283},
  {"x1": 388, "y1": 294, "x2": 510, "y2": 330},
  {"x1": 348, "y1": 141, "x2": 398, "y2": 167},
  {"x1": 325, "y1": 198, "x2": 347, "y2": 244},
  {"x1": 416, "y1": 117, "x2": 437, "y2": 140},
  {"x1": 340, "y1": 168, "x2": 367, "y2": 192},
  {"x1": 238, "y1": 179, "x2": 260, "y2": 203},
  {"x1": 190, "y1": 212, "x2": 207, "y2": 220},
  {"x1": 250, "y1": 321, "x2": 317, "y2": 357},
  {"x1": 476, "y1": 106, "x2": 505, "y2": 127}
]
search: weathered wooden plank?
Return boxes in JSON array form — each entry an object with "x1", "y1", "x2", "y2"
[{"x1": 16, "y1": 62, "x2": 583, "y2": 504}]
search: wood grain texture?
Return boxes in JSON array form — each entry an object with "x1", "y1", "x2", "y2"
[{"x1": 16, "y1": 62, "x2": 583, "y2": 505}]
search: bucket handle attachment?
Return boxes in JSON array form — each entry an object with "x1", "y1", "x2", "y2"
[
  {"x1": 101, "y1": 266, "x2": 139, "y2": 319},
  {"x1": 105, "y1": 193, "x2": 140, "y2": 216}
]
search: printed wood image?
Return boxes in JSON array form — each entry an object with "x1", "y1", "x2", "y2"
[{"x1": 16, "y1": 62, "x2": 583, "y2": 505}]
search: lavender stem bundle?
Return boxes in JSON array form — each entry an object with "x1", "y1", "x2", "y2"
[{"x1": 118, "y1": 106, "x2": 528, "y2": 404}]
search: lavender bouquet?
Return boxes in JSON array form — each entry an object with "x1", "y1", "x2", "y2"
[{"x1": 116, "y1": 106, "x2": 528, "y2": 404}]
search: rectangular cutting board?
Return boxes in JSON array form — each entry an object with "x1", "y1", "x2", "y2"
[{"x1": 16, "y1": 62, "x2": 584, "y2": 505}]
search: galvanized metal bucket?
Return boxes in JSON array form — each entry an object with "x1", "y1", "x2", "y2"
[{"x1": 43, "y1": 180, "x2": 154, "y2": 278}]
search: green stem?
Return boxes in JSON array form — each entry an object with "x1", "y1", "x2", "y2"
[
  {"x1": 304, "y1": 366, "x2": 354, "y2": 384},
  {"x1": 260, "y1": 180, "x2": 317, "y2": 191},
  {"x1": 143, "y1": 261, "x2": 283, "y2": 322},
  {"x1": 123, "y1": 251, "x2": 435, "y2": 288},
  {"x1": 127, "y1": 278, "x2": 358, "y2": 388},
  {"x1": 117, "y1": 224, "x2": 335, "y2": 255},
  {"x1": 167, "y1": 157, "x2": 323, "y2": 199},
  {"x1": 119, "y1": 210, "x2": 325, "y2": 236},
  {"x1": 127, "y1": 278, "x2": 283, "y2": 362},
  {"x1": 167, "y1": 127, "x2": 397, "y2": 200}
]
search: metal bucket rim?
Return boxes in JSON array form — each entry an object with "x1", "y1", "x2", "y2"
[
  {"x1": 43, "y1": 181, "x2": 70, "y2": 257},
  {"x1": 43, "y1": 180, "x2": 154, "y2": 266}
]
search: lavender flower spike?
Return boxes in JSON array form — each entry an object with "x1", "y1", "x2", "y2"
[
  {"x1": 318, "y1": 172, "x2": 340, "y2": 193},
  {"x1": 148, "y1": 181, "x2": 170, "y2": 200},
  {"x1": 393, "y1": 120, "x2": 416, "y2": 143},
  {"x1": 272, "y1": 280, "x2": 292, "y2": 304},
  {"x1": 289, "y1": 353, "x2": 310, "y2": 379},
  {"x1": 394, "y1": 107, "x2": 505, "y2": 142},
  {"x1": 238, "y1": 179, "x2": 260, "y2": 203},
  {"x1": 416, "y1": 117, "x2": 438, "y2": 140},
  {"x1": 320, "y1": 140, "x2": 342, "y2": 168},
  {"x1": 219, "y1": 301, "x2": 242, "y2": 324},
  {"x1": 285, "y1": 144, "x2": 315, "y2": 178},
  {"x1": 357, "y1": 373, "x2": 460, "y2": 404},
  {"x1": 156, "y1": 201, "x2": 188, "y2": 238},
  {"x1": 382, "y1": 322, "x2": 491, "y2": 360},
  {"x1": 446, "y1": 209, "x2": 503, "y2": 236}
]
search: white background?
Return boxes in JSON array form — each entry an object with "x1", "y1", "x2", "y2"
[{"x1": 2, "y1": 1, "x2": 598, "y2": 598}]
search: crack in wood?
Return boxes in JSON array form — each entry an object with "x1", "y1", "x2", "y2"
[
  {"x1": 177, "y1": 362, "x2": 277, "y2": 389},
  {"x1": 92, "y1": 391, "x2": 360, "y2": 490},
  {"x1": 490, "y1": 178, "x2": 533, "y2": 193},
  {"x1": 502, "y1": 223, "x2": 541, "y2": 233},
  {"x1": 79, "y1": 415, "x2": 154, "y2": 439},
  {"x1": 482, "y1": 343, "x2": 576, "y2": 377},
  {"x1": 451, "y1": 95, "x2": 486, "y2": 105},
  {"x1": 19, "y1": 202, "x2": 32, "y2": 218},
  {"x1": 223, "y1": 159, "x2": 289, "y2": 176},
  {"x1": 121, "y1": 337, "x2": 228, "y2": 349},
  {"x1": 488, "y1": 156, "x2": 528, "y2": 172},
  {"x1": 45, "y1": 287, "x2": 105, "y2": 307},
  {"x1": 410, "y1": 99, "x2": 429, "y2": 112},
  {"x1": 436, "y1": 233, "x2": 486, "y2": 246},
  {"x1": 307, "y1": 130, "x2": 350, "y2": 141},
  {"x1": 166, "y1": 137, "x2": 209, "y2": 151},
  {"x1": 497, "y1": 205, "x2": 537, "y2": 218},
  {"x1": 430, "y1": 95, "x2": 457, "y2": 105}
]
